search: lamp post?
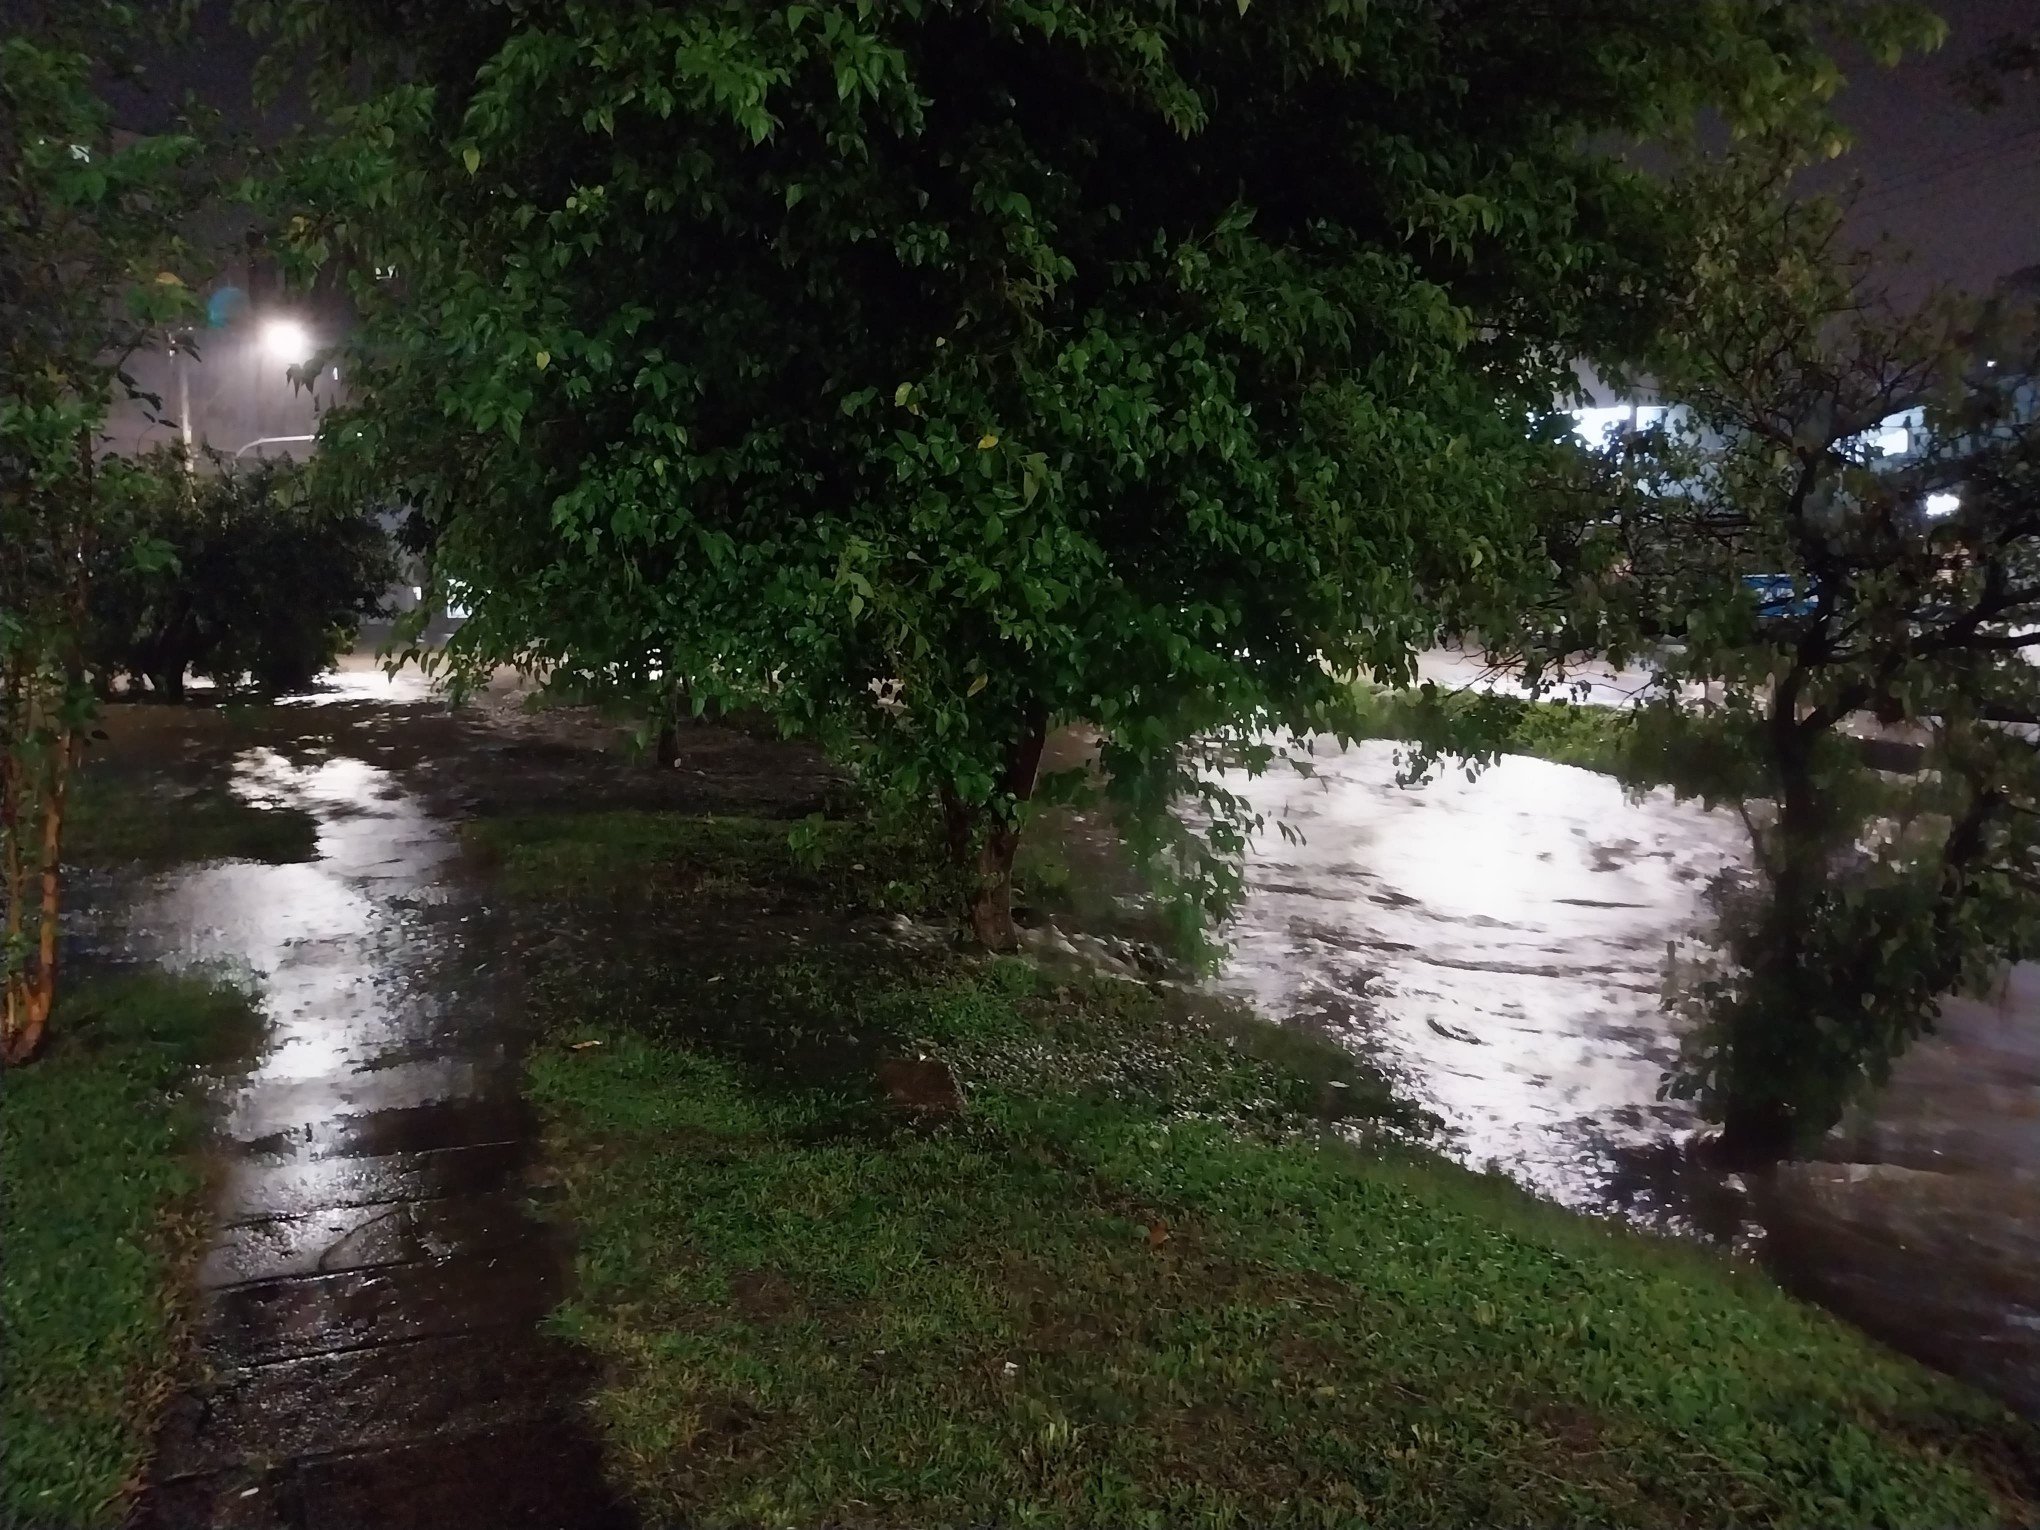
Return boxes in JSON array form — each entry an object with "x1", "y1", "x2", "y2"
[
  {"x1": 246, "y1": 317, "x2": 318, "y2": 458},
  {"x1": 232, "y1": 435, "x2": 317, "y2": 460},
  {"x1": 169, "y1": 327, "x2": 197, "y2": 473}
]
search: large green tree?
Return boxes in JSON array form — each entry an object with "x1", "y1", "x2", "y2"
[
  {"x1": 267, "y1": 0, "x2": 1918, "y2": 946},
  {"x1": 1, "y1": 11, "x2": 205, "y2": 1062}
]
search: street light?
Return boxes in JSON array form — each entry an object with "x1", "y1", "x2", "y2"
[
  {"x1": 233, "y1": 435, "x2": 317, "y2": 460},
  {"x1": 261, "y1": 316, "x2": 314, "y2": 366}
]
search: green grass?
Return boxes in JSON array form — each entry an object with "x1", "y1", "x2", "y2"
[
  {"x1": 468, "y1": 807, "x2": 1100, "y2": 923},
  {"x1": 1, "y1": 972, "x2": 259, "y2": 1529},
  {"x1": 65, "y1": 773, "x2": 317, "y2": 867},
  {"x1": 492, "y1": 809, "x2": 2038, "y2": 1529},
  {"x1": 1349, "y1": 684, "x2": 1640, "y2": 778},
  {"x1": 467, "y1": 809, "x2": 951, "y2": 912}
]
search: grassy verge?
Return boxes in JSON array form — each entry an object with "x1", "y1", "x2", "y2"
[
  {"x1": 1, "y1": 972, "x2": 257, "y2": 1529},
  {"x1": 493, "y1": 809, "x2": 2037, "y2": 1530},
  {"x1": 469, "y1": 809, "x2": 958, "y2": 916},
  {"x1": 1349, "y1": 683, "x2": 1640, "y2": 777}
]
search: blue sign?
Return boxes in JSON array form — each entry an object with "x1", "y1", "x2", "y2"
[{"x1": 1742, "y1": 574, "x2": 1816, "y2": 619}]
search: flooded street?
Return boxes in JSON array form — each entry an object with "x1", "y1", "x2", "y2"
[
  {"x1": 1215, "y1": 742, "x2": 1743, "y2": 1211},
  {"x1": 1211, "y1": 739, "x2": 2040, "y2": 1414}
]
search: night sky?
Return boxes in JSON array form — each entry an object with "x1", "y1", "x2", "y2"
[
  {"x1": 1819, "y1": 0, "x2": 2040, "y2": 295},
  {"x1": 145, "y1": 0, "x2": 2040, "y2": 295}
]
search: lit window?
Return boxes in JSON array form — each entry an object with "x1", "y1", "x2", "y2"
[
  {"x1": 1854, "y1": 407, "x2": 1924, "y2": 460},
  {"x1": 1925, "y1": 492, "x2": 1960, "y2": 517},
  {"x1": 1570, "y1": 406, "x2": 1631, "y2": 445}
]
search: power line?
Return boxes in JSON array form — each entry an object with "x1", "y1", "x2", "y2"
[{"x1": 1842, "y1": 126, "x2": 2040, "y2": 221}]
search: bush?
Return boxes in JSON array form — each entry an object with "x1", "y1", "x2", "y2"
[{"x1": 88, "y1": 449, "x2": 394, "y2": 698}]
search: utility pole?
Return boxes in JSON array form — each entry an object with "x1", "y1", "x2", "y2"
[{"x1": 171, "y1": 328, "x2": 196, "y2": 473}]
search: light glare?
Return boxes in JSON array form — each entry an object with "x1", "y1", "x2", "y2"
[{"x1": 261, "y1": 317, "x2": 314, "y2": 365}]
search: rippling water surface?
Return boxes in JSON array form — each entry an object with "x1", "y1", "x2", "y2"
[{"x1": 1201, "y1": 739, "x2": 2040, "y2": 1412}]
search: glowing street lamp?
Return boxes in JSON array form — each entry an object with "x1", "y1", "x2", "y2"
[{"x1": 260, "y1": 316, "x2": 314, "y2": 366}]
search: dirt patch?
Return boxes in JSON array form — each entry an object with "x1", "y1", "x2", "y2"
[
  {"x1": 694, "y1": 1396, "x2": 769, "y2": 1449},
  {"x1": 1874, "y1": 1404, "x2": 2040, "y2": 1515},
  {"x1": 877, "y1": 1057, "x2": 964, "y2": 1120},
  {"x1": 1530, "y1": 1400, "x2": 1608, "y2": 1458},
  {"x1": 728, "y1": 1269, "x2": 803, "y2": 1326}
]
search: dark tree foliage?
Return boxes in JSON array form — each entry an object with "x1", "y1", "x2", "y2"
[
  {"x1": 1956, "y1": 26, "x2": 2040, "y2": 116},
  {"x1": 88, "y1": 451, "x2": 395, "y2": 699},
  {"x1": 260, "y1": 0, "x2": 1928, "y2": 946},
  {"x1": 2, "y1": 6, "x2": 207, "y2": 1061}
]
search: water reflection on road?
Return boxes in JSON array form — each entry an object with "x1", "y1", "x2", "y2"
[{"x1": 1211, "y1": 739, "x2": 2040, "y2": 1413}]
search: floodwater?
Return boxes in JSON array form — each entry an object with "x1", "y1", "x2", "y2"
[
  {"x1": 1206, "y1": 738, "x2": 2040, "y2": 1415},
  {"x1": 90, "y1": 687, "x2": 636, "y2": 1530},
  {"x1": 71, "y1": 675, "x2": 2039, "y2": 1530},
  {"x1": 1212, "y1": 742, "x2": 1743, "y2": 1212}
]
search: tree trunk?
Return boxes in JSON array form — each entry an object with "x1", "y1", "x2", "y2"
[
  {"x1": 1, "y1": 744, "x2": 26, "y2": 1061},
  {"x1": 948, "y1": 702, "x2": 1049, "y2": 951},
  {"x1": 1709, "y1": 1097, "x2": 1798, "y2": 1171},
  {"x1": 1704, "y1": 670, "x2": 1825, "y2": 1167},
  {"x1": 1767, "y1": 668, "x2": 1824, "y2": 922},
  {"x1": 2, "y1": 726, "x2": 70, "y2": 1067},
  {"x1": 967, "y1": 822, "x2": 1023, "y2": 950},
  {"x1": 4, "y1": 427, "x2": 96, "y2": 1065}
]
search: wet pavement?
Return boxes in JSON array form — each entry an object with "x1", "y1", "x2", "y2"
[
  {"x1": 86, "y1": 687, "x2": 641, "y2": 1530},
  {"x1": 1202, "y1": 738, "x2": 2040, "y2": 1415}
]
